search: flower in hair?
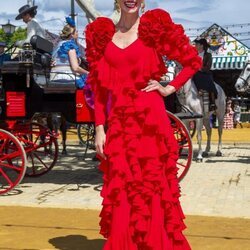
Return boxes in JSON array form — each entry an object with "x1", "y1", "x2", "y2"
[{"x1": 65, "y1": 16, "x2": 75, "y2": 27}]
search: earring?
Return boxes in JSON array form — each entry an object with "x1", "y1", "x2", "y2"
[
  {"x1": 114, "y1": 0, "x2": 120, "y2": 13},
  {"x1": 141, "y1": 1, "x2": 145, "y2": 13}
]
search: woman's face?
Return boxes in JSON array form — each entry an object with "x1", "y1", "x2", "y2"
[
  {"x1": 22, "y1": 13, "x2": 31, "y2": 23},
  {"x1": 118, "y1": 0, "x2": 144, "y2": 14}
]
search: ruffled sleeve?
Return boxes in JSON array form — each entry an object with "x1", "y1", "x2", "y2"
[
  {"x1": 57, "y1": 39, "x2": 81, "y2": 60},
  {"x1": 139, "y1": 9, "x2": 202, "y2": 90},
  {"x1": 85, "y1": 17, "x2": 115, "y2": 126}
]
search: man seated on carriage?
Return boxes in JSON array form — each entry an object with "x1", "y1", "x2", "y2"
[
  {"x1": 193, "y1": 38, "x2": 217, "y2": 111},
  {"x1": 15, "y1": 4, "x2": 45, "y2": 47},
  {"x1": 50, "y1": 17, "x2": 89, "y2": 89}
]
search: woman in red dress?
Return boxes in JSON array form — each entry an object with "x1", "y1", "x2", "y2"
[{"x1": 85, "y1": 1, "x2": 202, "y2": 249}]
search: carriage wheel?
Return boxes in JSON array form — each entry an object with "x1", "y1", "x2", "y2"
[
  {"x1": 14, "y1": 123, "x2": 58, "y2": 177},
  {"x1": 167, "y1": 111, "x2": 193, "y2": 181},
  {"x1": 77, "y1": 123, "x2": 95, "y2": 147},
  {"x1": 0, "y1": 129, "x2": 27, "y2": 195}
]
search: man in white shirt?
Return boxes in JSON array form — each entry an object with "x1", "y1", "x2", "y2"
[{"x1": 15, "y1": 4, "x2": 45, "y2": 47}]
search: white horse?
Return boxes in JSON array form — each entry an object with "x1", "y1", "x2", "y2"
[
  {"x1": 166, "y1": 64, "x2": 226, "y2": 161},
  {"x1": 235, "y1": 61, "x2": 250, "y2": 93}
]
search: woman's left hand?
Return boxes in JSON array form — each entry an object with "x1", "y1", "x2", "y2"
[{"x1": 141, "y1": 79, "x2": 176, "y2": 97}]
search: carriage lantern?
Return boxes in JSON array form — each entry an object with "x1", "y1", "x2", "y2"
[
  {"x1": 1, "y1": 20, "x2": 16, "y2": 46},
  {"x1": 2, "y1": 20, "x2": 16, "y2": 35}
]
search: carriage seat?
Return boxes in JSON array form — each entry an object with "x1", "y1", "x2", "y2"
[
  {"x1": 30, "y1": 35, "x2": 53, "y2": 54},
  {"x1": 30, "y1": 35, "x2": 53, "y2": 69},
  {"x1": 42, "y1": 80, "x2": 76, "y2": 94}
]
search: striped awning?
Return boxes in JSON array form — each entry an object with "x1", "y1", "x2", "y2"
[{"x1": 212, "y1": 56, "x2": 248, "y2": 70}]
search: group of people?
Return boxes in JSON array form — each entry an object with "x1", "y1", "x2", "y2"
[{"x1": 1, "y1": 4, "x2": 89, "y2": 89}]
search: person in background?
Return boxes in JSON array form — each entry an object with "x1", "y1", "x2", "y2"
[
  {"x1": 85, "y1": 0, "x2": 202, "y2": 249},
  {"x1": 193, "y1": 38, "x2": 218, "y2": 111},
  {"x1": 223, "y1": 98, "x2": 234, "y2": 129},
  {"x1": 0, "y1": 41, "x2": 11, "y2": 66},
  {"x1": 15, "y1": 4, "x2": 45, "y2": 47},
  {"x1": 233, "y1": 101, "x2": 243, "y2": 128},
  {"x1": 50, "y1": 17, "x2": 89, "y2": 89},
  {"x1": 49, "y1": 17, "x2": 90, "y2": 155}
]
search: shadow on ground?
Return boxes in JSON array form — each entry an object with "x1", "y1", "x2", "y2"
[
  {"x1": 49, "y1": 235, "x2": 105, "y2": 250},
  {"x1": 205, "y1": 156, "x2": 250, "y2": 164},
  {"x1": 21, "y1": 144, "x2": 102, "y2": 186}
]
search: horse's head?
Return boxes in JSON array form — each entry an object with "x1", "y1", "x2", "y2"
[
  {"x1": 165, "y1": 61, "x2": 177, "y2": 82},
  {"x1": 235, "y1": 61, "x2": 250, "y2": 93},
  {"x1": 166, "y1": 61, "x2": 193, "y2": 104}
]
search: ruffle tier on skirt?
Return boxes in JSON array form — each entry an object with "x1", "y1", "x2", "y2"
[{"x1": 99, "y1": 90, "x2": 191, "y2": 250}]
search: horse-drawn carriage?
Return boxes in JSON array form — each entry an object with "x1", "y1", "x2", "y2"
[{"x1": 0, "y1": 36, "x2": 197, "y2": 195}]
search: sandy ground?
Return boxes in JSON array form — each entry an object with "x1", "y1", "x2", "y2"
[{"x1": 0, "y1": 206, "x2": 250, "y2": 250}]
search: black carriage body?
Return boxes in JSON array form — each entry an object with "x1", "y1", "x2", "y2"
[
  {"x1": 0, "y1": 62, "x2": 76, "y2": 122},
  {"x1": 0, "y1": 63, "x2": 93, "y2": 124},
  {"x1": 0, "y1": 35, "x2": 94, "y2": 125}
]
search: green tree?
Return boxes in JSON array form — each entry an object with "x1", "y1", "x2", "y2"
[
  {"x1": 10, "y1": 27, "x2": 27, "y2": 45},
  {"x1": 0, "y1": 27, "x2": 26, "y2": 46},
  {"x1": 0, "y1": 29, "x2": 7, "y2": 43}
]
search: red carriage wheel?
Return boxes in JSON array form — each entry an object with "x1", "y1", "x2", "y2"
[
  {"x1": 166, "y1": 111, "x2": 193, "y2": 181},
  {"x1": 0, "y1": 129, "x2": 27, "y2": 195},
  {"x1": 14, "y1": 122, "x2": 58, "y2": 177}
]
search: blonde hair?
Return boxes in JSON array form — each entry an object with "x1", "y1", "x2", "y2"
[
  {"x1": 60, "y1": 24, "x2": 75, "y2": 40},
  {"x1": 114, "y1": 0, "x2": 120, "y2": 12}
]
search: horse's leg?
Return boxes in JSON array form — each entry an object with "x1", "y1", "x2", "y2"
[
  {"x1": 203, "y1": 115, "x2": 212, "y2": 157},
  {"x1": 215, "y1": 86, "x2": 226, "y2": 157},
  {"x1": 216, "y1": 113, "x2": 224, "y2": 156},
  {"x1": 196, "y1": 118, "x2": 203, "y2": 162},
  {"x1": 60, "y1": 115, "x2": 67, "y2": 155},
  {"x1": 47, "y1": 113, "x2": 54, "y2": 132}
]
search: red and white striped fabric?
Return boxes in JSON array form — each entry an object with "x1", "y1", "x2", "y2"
[{"x1": 223, "y1": 110, "x2": 234, "y2": 129}]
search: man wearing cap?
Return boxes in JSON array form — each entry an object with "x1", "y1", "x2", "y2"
[
  {"x1": 15, "y1": 4, "x2": 45, "y2": 47},
  {"x1": 193, "y1": 38, "x2": 217, "y2": 111},
  {"x1": 0, "y1": 41, "x2": 11, "y2": 66}
]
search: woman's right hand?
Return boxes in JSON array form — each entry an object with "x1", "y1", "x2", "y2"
[{"x1": 95, "y1": 125, "x2": 107, "y2": 160}]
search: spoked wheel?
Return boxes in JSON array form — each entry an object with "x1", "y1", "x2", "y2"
[
  {"x1": 13, "y1": 122, "x2": 58, "y2": 177},
  {"x1": 0, "y1": 129, "x2": 27, "y2": 195},
  {"x1": 77, "y1": 123, "x2": 95, "y2": 147},
  {"x1": 167, "y1": 111, "x2": 193, "y2": 181}
]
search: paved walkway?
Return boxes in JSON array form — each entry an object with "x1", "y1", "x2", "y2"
[
  {"x1": 1, "y1": 142, "x2": 249, "y2": 218},
  {"x1": 181, "y1": 143, "x2": 250, "y2": 218}
]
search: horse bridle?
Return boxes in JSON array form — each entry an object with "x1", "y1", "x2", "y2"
[{"x1": 238, "y1": 61, "x2": 250, "y2": 89}]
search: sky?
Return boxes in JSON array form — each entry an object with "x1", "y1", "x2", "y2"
[{"x1": 0, "y1": 0, "x2": 249, "y2": 46}]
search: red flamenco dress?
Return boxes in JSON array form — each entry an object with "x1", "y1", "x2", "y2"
[{"x1": 85, "y1": 9, "x2": 202, "y2": 250}]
